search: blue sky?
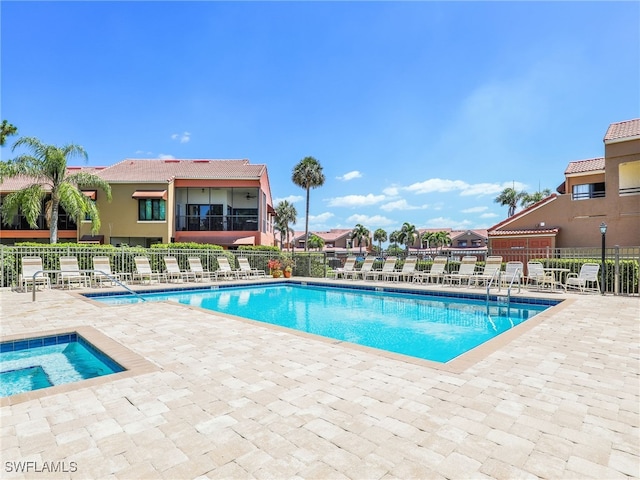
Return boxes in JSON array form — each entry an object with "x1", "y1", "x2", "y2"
[{"x1": 2, "y1": 1, "x2": 639, "y2": 235}]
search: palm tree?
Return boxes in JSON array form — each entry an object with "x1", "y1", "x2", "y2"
[
  {"x1": 0, "y1": 120, "x2": 17, "y2": 147},
  {"x1": 397, "y1": 222, "x2": 417, "y2": 253},
  {"x1": 351, "y1": 223, "x2": 370, "y2": 254},
  {"x1": 389, "y1": 230, "x2": 400, "y2": 247},
  {"x1": 494, "y1": 187, "x2": 526, "y2": 217},
  {"x1": 521, "y1": 189, "x2": 552, "y2": 208},
  {"x1": 307, "y1": 233, "x2": 325, "y2": 251},
  {"x1": 274, "y1": 200, "x2": 297, "y2": 251},
  {"x1": 1, "y1": 137, "x2": 112, "y2": 243},
  {"x1": 433, "y1": 231, "x2": 451, "y2": 252},
  {"x1": 292, "y1": 156, "x2": 325, "y2": 251},
  {"x1": 373, "y1": 228, "x2": 387, "y2": 255},
  {"x1": 421, "y1": 231, "x2": 436, "y2": 250}
]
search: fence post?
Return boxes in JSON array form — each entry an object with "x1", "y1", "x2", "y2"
[{"x1": 614, "y1": 245, "x2": 620, "y2": 296}]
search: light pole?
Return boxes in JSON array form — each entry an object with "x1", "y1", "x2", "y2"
[{"x1": 600, "y1": 222, "x2": 607, "y2": 294}]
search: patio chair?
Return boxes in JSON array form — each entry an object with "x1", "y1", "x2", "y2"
[
  {"x1": 133, "y1": 257, "x2": 165, "y2": 284},
  {"x1": 332, "y1": 256, "x2": 357, "y2": 279},
  {"x1": 412, "y1": 256, "x2": 447, "y2": 284},
  {"x1": 565, "y1": 263, "x2": 601, "y2": 293},
  {"x1": 384, "y1": 257, "x2": 417, "y2": 282},
  {"x1": 446, "y1": 256, "x2": 478, "y2": 286},
  {"x1": 501, "y1": 261, "x2": 523, "y2": 290},
  {"x1": 20, "y1": 256, "x2": 50, "y2": 292},
  {"x1": 187, "y1": 257, "x2": 213, "y2": 282},
  {"x1": 92, "y1": 256, "x2": 127, "y2": 287},
  {"x1": 237, "y1": 257, "x2": 266, "y2": 278},
  {"x1": 164, "y1": 256, "x2": 196, "y2": 283},
  {"x1": 58, "y1": 256, "x2": 90, "y2": 289},
  {"x1": 214, "y1": 256, "x2": 240, "y2": 280},
  {"x1": 526, "y1": 261, "x2": 555, "y2": 291},
  {"x1": 472, "y1": 256, "x2": 503, "y2": 287},
  {"x1": 344, "y1": 256, "x2": 376, "y2": 280},
  {"x1": 365, "y1": 256, "x2": 398, "y2": 281}
]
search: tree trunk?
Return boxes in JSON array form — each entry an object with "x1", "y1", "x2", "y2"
[
  {"x1": 304, "y1": 187, "x2": 310, "y2": 252},
  {"x1": 49, "y1": 196, "x2": 59, "y2": 244}
]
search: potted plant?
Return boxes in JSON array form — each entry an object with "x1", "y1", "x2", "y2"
[
  {"x1": 267, "y1": 259, "x2": 282, "y2": 278},
  {"x1": 281, "y1": 256, "x2": 295, "y2": 278}
]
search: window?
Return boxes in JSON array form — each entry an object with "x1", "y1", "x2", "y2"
[
  {"x1": 138, "y1": 199, "x2": 166, "y2": 221},
  {"x1": 572, "y1": 182, "x2": 605, "y2": 200}
]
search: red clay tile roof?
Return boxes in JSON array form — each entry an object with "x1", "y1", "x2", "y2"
[
  {"x1": 604, "y1": 118, "x2": 640, "y2": 142},
  {"x1": 489, "y1": 228, "x2": 559, "y2": 236},
  {"x1": 564, "y1": 157, "x2": 605, "y2": 175},
  {"x1": 97, "y1": 159, "x2": 266, "y2": 182},
  {"x1": 0, "y1": 167, "x2": 102, "y2": 191}
]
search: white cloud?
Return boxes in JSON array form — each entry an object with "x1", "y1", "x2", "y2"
[
  {"x1": 171, "y1": 131, "x2": 191, "y2": 143},
  {"x1": 405, "y1": 178, "x2": 469, "y2": 194},
  {"x1": 346, "y1": 214, "x2": 396, "y2": 227},
  {"x1": 480, "y1": 212, "x2": 499, "y2": 218},
  {"x1": 337, "y1": 170, "x2": 362, "y2": 181},
  {"x1": 382, "y1": 186, "x2": 400, "y2": 196},
  {"x1": 158, "y1": 154, "x2": 175, "y2": 160},
  {"x1": 427, "y1": 216, "x2": 473, "y2": 230},
  {"x1": 308, "y1": 212, "x2": 334, "y2": 223},
  {"x1": 273, "y1": 195, "x2": 304, "y2": 205},
  {"x1": 461, "y1": 206, "x2": 488, "y2": 213},
  {"x1": 327, "y1": 193, "x2": 386, "y2": 208},
  {"x1": 380, "y1": 199, "x2": 423, "y2": 212}
]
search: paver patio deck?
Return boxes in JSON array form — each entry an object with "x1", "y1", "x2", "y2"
[{"x1": 0, "y1": 280, "x2": 638, "y2": 479}]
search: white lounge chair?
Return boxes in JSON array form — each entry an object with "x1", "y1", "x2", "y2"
[
  {"x1": 58, "y1": 256, "x2": 90, "y2": 289},
  {"x1": 332, "y1": 257, "x2": 357, "y2": 279},
  {"x1": 446, "y1": 256, "x2": 478, "y2": 286},
  {"x1": 20, "y1": 256, "x2": 50, "y2": 292},
  {"x1": 214, "y1": 256, "x2": 239, "y2": 280},
  {"x1": 413, "y1": 256, "x2": 447, "y2": 284},
  {"x1": 188, "y1": 257, "x2": 213, "y2": 282},
  {"x1": 472, "y1": 256, "x2": 503, "y2": 287},
  {"x1": 565, "y1": 263, "x2": 601, "y2": 293},
  {"x1": 345, "y1": 257, "x2": 376, "y2": 280},
  {"x1": 501, "y1": 261, "x2": 523, "y2": 290},
  {"x1": 237, "y1": 257, "x2": 266, "y2": 278},
  {"x1": 384, "y1": 256, "x2": 417, "y2": 282},
  {"x1": 92, "y1": 256, "x2": 127, "y2": 287},
  {"x1": 526, "y1": 261, "x2": 555, "y2": 291},
  {"x1": 133, "y1": 257, "x2": 165, "y2": 284},
  {"x1": 164, "y1": 256, "x2": 196, "y2": 283},
  {"x1": 366, "y1": 256, "x2": 398, "y2": 281}
]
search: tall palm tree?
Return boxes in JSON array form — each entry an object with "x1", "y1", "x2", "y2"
[
  {"x1": 1, "y1": 137, "x2": 112, "y2": 243},
  {"x1": 373, "y1": 228, "x2": 387, "y2": 255},
  {"x1": 521, "y1": 189, "x2": 552, "y2": 208},
  {"x1": 307, "y1": 233, "x2": 324, "y2": 251},
  {"x1": 433, "y1": 231, "x2": 451, "y2": 252},
  {"x1": 0, "y1": 120, "x2": 17, "y2": 146},
  {"x1": 421, "y1": 231, "x2": 436, "y2": 250},
  {"x1": 292, "y1": 156, "x2": 325, "y2": 251},
  {"x1": 494, "y1": 187, "x2": 526, "y2": 217},
  {"x1": 389, "y1": 230, "x2": 400, "y2": 247},
  {"x1": 397, "y1": 222, "x2": 417, "y2": 253},
  {"x1": 351, "y1": 223, "x2": 370, "y2": 254},
  {"x1": 274, "y1": 200, "x2": 297, "y2": 251}
]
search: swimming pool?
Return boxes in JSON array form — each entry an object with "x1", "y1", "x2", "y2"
[
  {"x1": 90, "y1": 282, "x2": 557, "y2": 363},
  {"x1": 0, "y1": 332, "x2": 125, "y2": 397}
]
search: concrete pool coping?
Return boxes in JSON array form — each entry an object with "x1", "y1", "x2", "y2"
[{"x1": 1, "y1": 278, "x2": 638, "y2": 479}]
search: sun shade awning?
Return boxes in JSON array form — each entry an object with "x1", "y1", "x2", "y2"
[
  {"x1": 131, "y1": 190, "x2": 167, "y2": 200},
  {"x1": 82, "y1": 190, "x2": 97, "y2": 200},
  {"x1": 178, "y1": 235, "x2": 256, "y2": 246}
]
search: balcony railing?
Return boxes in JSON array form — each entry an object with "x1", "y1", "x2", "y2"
[
  {"x1": 1, "y1": 214, "x2": 78, "y2": 231},
  {"x1": 175, "y1": 215, "x2": 259, "y2": 232}
]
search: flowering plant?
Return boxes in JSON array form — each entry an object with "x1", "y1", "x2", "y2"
[
  {"x1": 267, "y1": 259, "x2": 282, "y2": 271},
  {"x1": 281, "y1": 257, "x2": 295, "y2": 272}
]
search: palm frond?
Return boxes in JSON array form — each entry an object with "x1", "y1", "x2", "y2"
[{"x1": 0, "y1": 185, "x2": 45, "y2": 228}]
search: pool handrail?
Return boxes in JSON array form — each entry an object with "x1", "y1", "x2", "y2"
[{"x1": 32, "y1": 269, "x2": 145, "y2": 302}]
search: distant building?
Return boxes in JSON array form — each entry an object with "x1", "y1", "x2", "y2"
[
  {"x1": 488, "y1": 118, "x2": 640, "y2": 250},
  {"x1": 0, "y1": 158, "x2": 277, "y2": 248}
]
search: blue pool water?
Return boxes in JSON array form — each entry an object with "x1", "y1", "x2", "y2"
[
  {"x1": 91, "y1": 283, "x2": 555, "y2": 363},
  {"x1": 1, "y1": 333, "x2": 124, "y2": 397}
]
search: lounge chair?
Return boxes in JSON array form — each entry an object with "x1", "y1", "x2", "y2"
[
  {"x1": 384, "y1": 257, "x2": 417, "y2": 282},
  {"x1": 412, "y1": 256, "x2": 447, "y2": 284},
  {"x1": 332, "y1": 257, "x2": 357, "y2": 279},
  {"x1": 58, "y1": 256, "x2": 90, "y2": 289},
  {"x1": 237, "y1": 257, "x2": 266, "y2": 278},
  {"x1": 20, "y1": 256, "x2": 50, "y2": 292},
  {"x1": 565, "y1": 263, "x2": 600, "y2": 293},
  {"x1": 446, "y1": 256, "x2": 478, "y2": 286},
  {"x1": 133, "y1": 257, "x2": 165, "y2": 284},
  {"x1": 188, "y1": 257, "x2": 213, "y2": 282},
  {"x1": 501, "y1": 261, "x2": 523, "y2": 290},
  {"x1": 214, "y1": 256, "x2": 240, "y2": 280},
  {"x1": 472, "y1": 256, "x2": 503, "y2": 287},
  {"x1": 365, "y1": 256, "x2": 398, "y2": 281},
  {"x1": 344, "y1": 257, "x2": 376, "y2": 280},
  {"x1": 92, "y1": 256, "x2": 128, "y2": 287},
  {"x1": 164, "y1": 256, "x2": 196, "y2": 283},
  {"x1": 526, "y1": 261, "x2": 555, "y2": 291}
]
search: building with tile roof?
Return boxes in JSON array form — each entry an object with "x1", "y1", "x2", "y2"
[
  {"x1": 488, "y1": 118, "x2": 640, "y2": 252},
  {"x1": 0, "y1": 159, "x2": 277, "y2": 248}
]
